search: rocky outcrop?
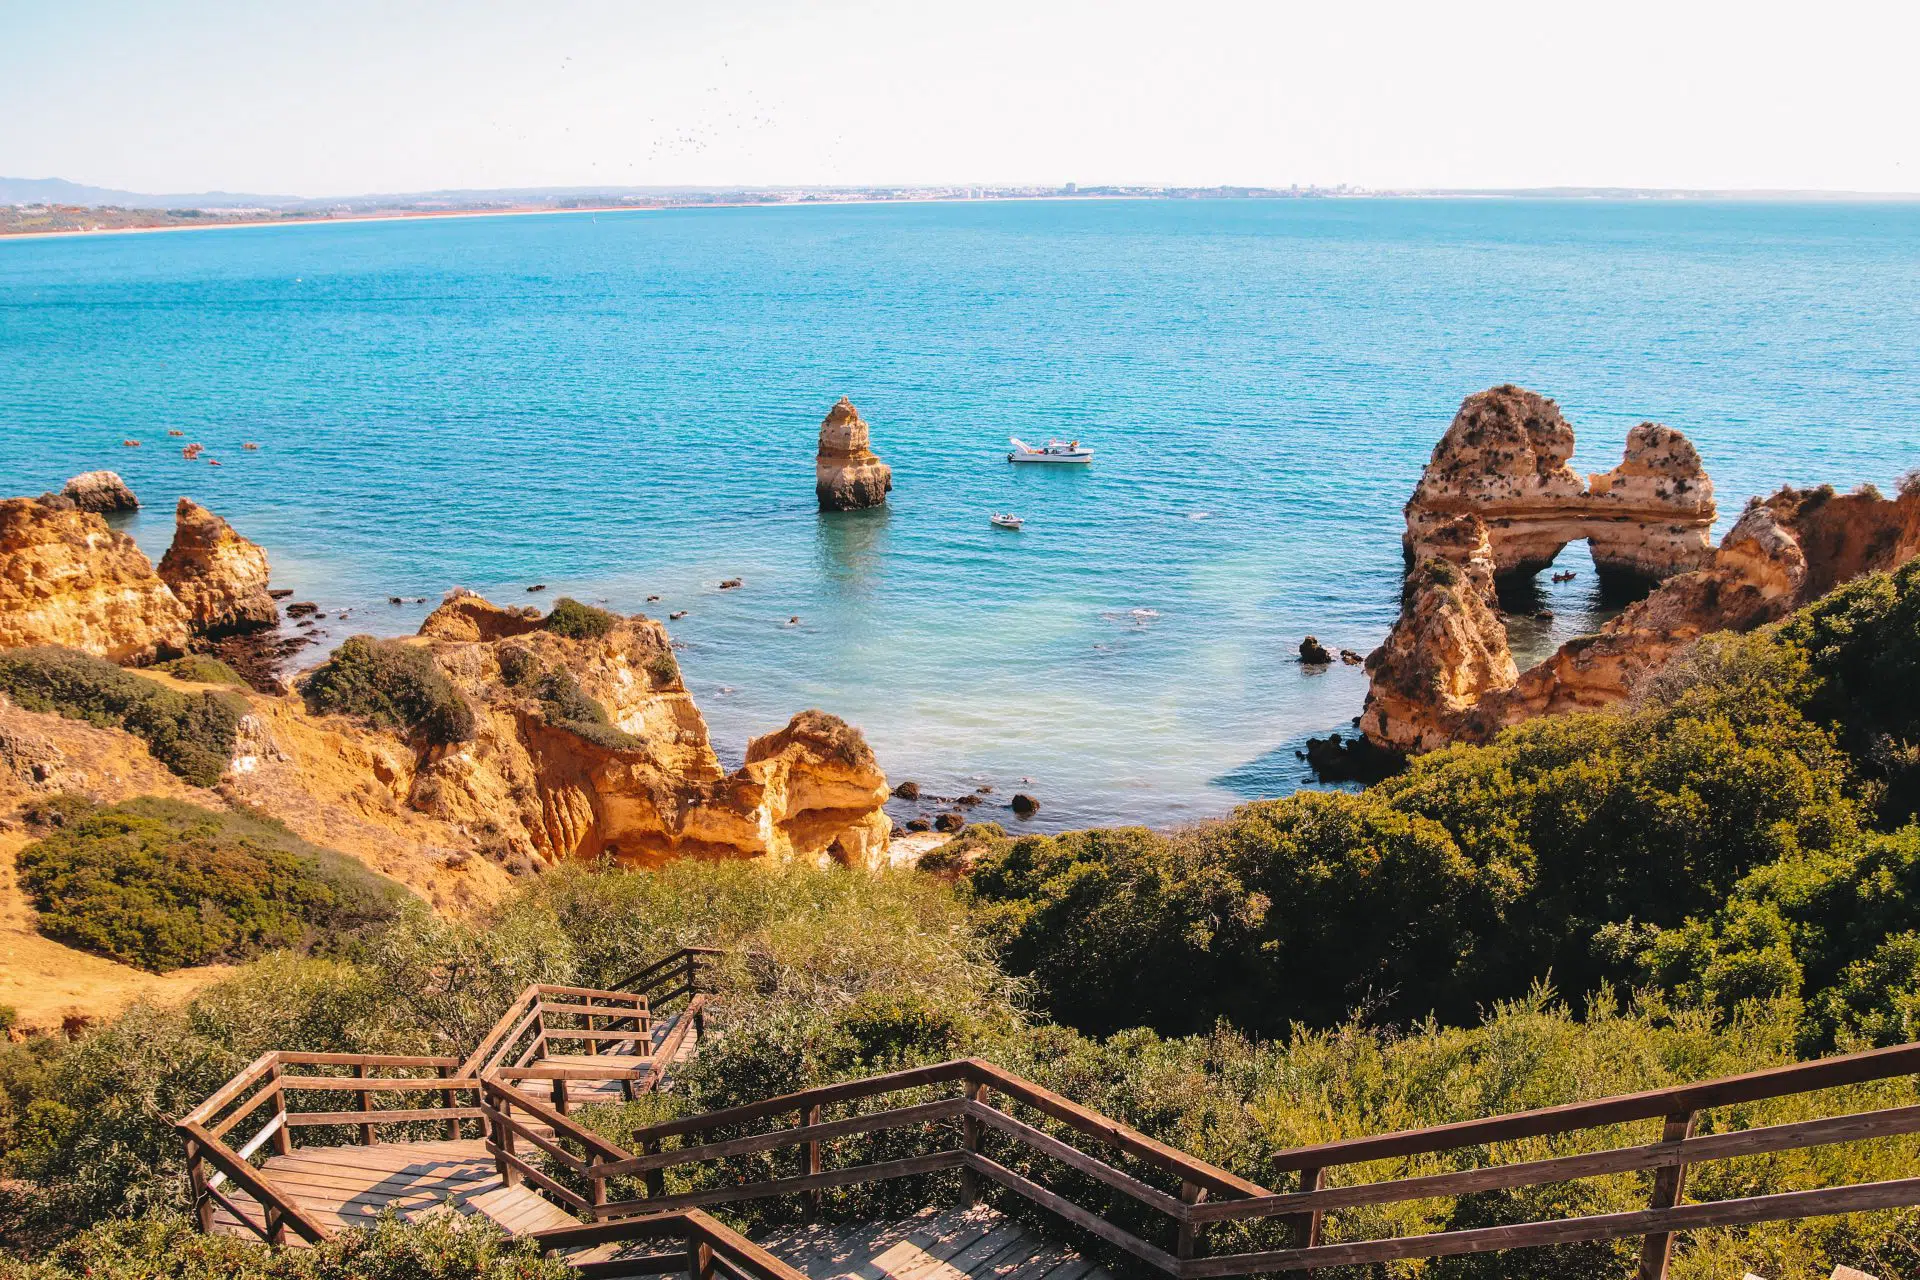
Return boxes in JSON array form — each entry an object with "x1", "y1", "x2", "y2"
[
  {"x1": 1361, "y1": 515, "x2": 1518, "y2": 751},
  {"x1": 1405, "y1": 386, "x2": 1714, "y2": 582},
  {"x1": 1365, "y1": 480, "x2": 1920, "y2": 751},
  {"x1": 62, "y1": 471, "x2": 138, "y2": 514},
  {"x1": 0, "y1": 497, "x2": 190, "y2": 663},
  {"x1": 743, "y1": 710, "x2": 893, "y2": 867},
  {"x1": 418, "y1": 591, "x2": 544, "y2": 643},
  {"x1": 383, "y1": 595, "x2": 894, "y2": 869},
  {"x1": 157, "y1": 499, "x2": 279, "y2": 635},
  {"x1": 815, "y1": 398, "x2": 892, "y2": 512}
]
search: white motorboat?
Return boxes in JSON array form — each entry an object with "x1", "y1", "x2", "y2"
[
  {"x1": 990, "y1": 513, "x2": 1025, "y2": 530},
  {"x1": 1008, "y1": 437, "x2": 1093, "y2": 464}
]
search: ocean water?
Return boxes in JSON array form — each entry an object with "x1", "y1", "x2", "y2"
[{"x1": 3, "y1": 199, "x2": 1918, "y2": 830}]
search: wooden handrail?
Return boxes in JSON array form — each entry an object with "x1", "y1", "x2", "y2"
[
  {"x1": 1265, "y1": 1039, "x2": 1920, "y2": 1174},
  {"x1": 179, "y1": 946, "x2": 1920, "y2": 1280},
  {"x1": 533, "y1": 1207, "x2": 809, "y2": 1280}
]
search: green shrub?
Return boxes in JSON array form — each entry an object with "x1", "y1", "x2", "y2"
[
  {"x1": 15, "y1": 797, "x2": 404, "y2": 973},
  {"x1": 542, "y1": 597, "x2": 616, "y2": 640},
  {"x1": 500, "y1": 652, "x2": 641, "y2": 750},
  {"x1": 646, "y1": 650, "x2": 679, "y2": 688},
  {"x1": 153, "y1": 655, "x2": 245, "y2": 686},
  {"x1": 968, "y1": 596, "x2": 1865, "y2": 1037},
  {"x1": 300, "y1": 636, "x2": 474, "y2": 746},
  {"x1": 0, "y1": 1210, "x2": 575, "y2": 1279},
  {"x1": 0, "y1": 647, "x2": 244, "y2": 786}
]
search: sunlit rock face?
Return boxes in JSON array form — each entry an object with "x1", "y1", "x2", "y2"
[
  {"x1": 1366, "y1": 386, "x2": 1919, "y2": 753},
  {"x1": 815, "y1": 398, "x2": 893, "y2": 512},
  {"x1": 157, "y1": 498, "x2": 279, "y2": 636},
  {"x1": 0, "y1": 496, "x2": 190, "y2": 663},
  {"x1": 394, "y1": 596, "x2": 894, "y2": 869},
  {"x1": 1404, "y1": 386, "x2": 1714, "y2": 583}
]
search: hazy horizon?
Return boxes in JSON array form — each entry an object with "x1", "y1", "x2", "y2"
[{"x1": 5, "y1": 1, "x2": 1917, "y2": 197}]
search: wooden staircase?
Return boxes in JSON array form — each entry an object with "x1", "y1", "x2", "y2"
[{"x1": 179, "y1": 947, "x2": 1920, "y2": 1280}]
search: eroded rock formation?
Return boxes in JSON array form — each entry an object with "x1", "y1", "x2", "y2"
[
  {"x1": 1361, "y1": 515, "x2": 1518, "y2": 751},
  {"x1": 157, "y1": 498, "x2": 279, "y2": 635},
  {"x1": 0, "y1": 497, "x2": 190, "y2": 663},
  {"x1": 387, "y1": 596, "x2": 895, "y2": 869},
  {"x1": 62, "y1": 471, "x2": 138, "y2": 514},
  {"x1": 1405, "y1": 386, "x2": 1714, "y2": 582},
  {"x1": 815, "y1": 398, "x2": 892, "y2": 512},
  {"x1": 1365, "y1": 473, "x2": 1920, "y2": 751}
]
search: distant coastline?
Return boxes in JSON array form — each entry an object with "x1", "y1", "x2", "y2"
[{"x1": 8, "y1": 180, "x2": 1920, "y2": 240}]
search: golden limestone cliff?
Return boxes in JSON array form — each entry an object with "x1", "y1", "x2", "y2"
[
  {"x1": 0, "y1": 497, "x2": 191, "y2": 663},
  {"x1": 157, "y1": 497, "x2": 280, "y2": 635},
  {"x1": 399, "y1": 596, "x2": 893, "y2": 869},
  {"x1": 1404, "y1": 385, "x2": 1715, "y2": 581},
  {"x1": 1361, "y1": 514, "x2": 1518, "y2": 752},
  {"x1": 1365, "y1": 389, "x2": 1920, "y2": 751},
  {"x1": 815, "y1": 397, "x2": 893, "y2": 512}
]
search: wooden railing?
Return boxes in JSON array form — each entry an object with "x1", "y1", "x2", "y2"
[
  {"x1": 178, "y1": 1051, "x2": 485, "y2": 1246},
  {"x1": 532, "y1": 1207, "x2": 809, "y2": 1280},
  {"x1": 179, "y1": 945, "x2": 1920, "y2": 1279},
  {"x1": 502, "y1": 1049, "x2": 1920, "y2": 1280},
  {"x1": 613, "y1": 946, "x2": 737, "y2": 1020}
]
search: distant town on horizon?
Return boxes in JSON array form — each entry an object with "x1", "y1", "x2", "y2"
[{"x1": 6, "y1": 174, "x2": 1918, "y2": 238}]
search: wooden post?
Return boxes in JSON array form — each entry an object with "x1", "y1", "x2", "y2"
[
  {"x1": 266, "y1": 1063, "x2": 293, "y2": 1156},
  {"x1": 1289, "y1": 1165, "x2": 1325, "y2": 1275},
  {"x1": 552, "y1": 1075, "x2": 571, "y2": 1116},
  {"x1": 496, "y1": 1098, "x2": 521, "y2": 1187},
  {"x1": 585, "y1": 1004, "x2": 598, "y2": 1058},
  {"x1": 439, "y1": 1064, "x2": 460, "y2": 1140},
  {"x1": 1636, "y1": 1110, "x2": 1699, "y2": 1280},
  {"x1": 185, "y1": 1138, "x2": 215, "y2": 1234},
  {"x1": 1177, "y1": 1180, "x2": 1208, "y2": 1259},
  {"x1": 355, "y1": 1063, "x2": 375, "y2": 1146},
  {"x1": 589, "y1": 1152, "x2": 607, "y2": 1212},
  {"x1": 687, "y1": 1237, "x2": 715, "y2": 1280},
  {"x1": 263, "y1": 1200, "x2": 288, "y2": 1248},
  {"x1": 804, "y1": 1104, "x2": 824, "y2": 1216},
  {"x1": 644, "y1": 1137, "x2": 665, "y2": 1199},
  {"x1": 959, "y1": 1082, "x2": 988, "y2": 1206}
]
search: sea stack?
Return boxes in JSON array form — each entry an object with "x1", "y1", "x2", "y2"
[
  {"x1": 815, "y1": 397, "x2": 892, "y2": 512},
  {"x1": 157, "y1": 497, "x2": 279, "y2": 635}
]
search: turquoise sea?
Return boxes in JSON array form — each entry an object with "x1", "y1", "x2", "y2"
[{"x1": 3, "y1": 199, "x2": 1918, "y2": 829}]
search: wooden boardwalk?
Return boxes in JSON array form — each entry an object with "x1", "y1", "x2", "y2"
[
  {"x1": 207, "y1": 1138, "x2": 577, "y2": 1240},
  {"x1": 757, "y1": 1206, "x2": 1109, "y2": 1280}
]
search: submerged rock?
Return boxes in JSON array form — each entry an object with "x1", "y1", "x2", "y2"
[
  {"x1": 1299, "y1": 636, "x2": 1334, "y2": 665},
  {"x1": 815, "y1": 398, "x2": 892, "y2": 512},
  {"x1": 1010, "y1": 793, "x2": 1040, "y2": 819},
  {"x1": 157, "y1": 498, "x2": 278, "y2": 635},
  {"x1": 62, "y1": 470, "x2": 138, "y2": 514}
]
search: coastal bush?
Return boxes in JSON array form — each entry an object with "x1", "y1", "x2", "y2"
[
  {"x1": 497, "y1": 648, "x2": 641, "y2": 749},
  {"x1": 153, "y1": 654, "x2": 245, "y2": 685},
  {"x1": 0, "y1": 1211, "x2": 575, "y2": 1279},
  {"x1": 967, "y1": 574, "x2": 1884, "y2": 1038},
  {"x1": 14, "y1": 797, "x2": 403, "y2": 972},
  {"x1": 542, "y1": 596, "x2": 615, "y2": 640},
  {"x1": 0, "y1": 646, "x2": 244, "y2": 786},
  {"x1": 300, "y1": 635, "x2": 474, "y2": 746},
  {"x1": 645, "y1": 649, "x2": 679, "y2": 688}
]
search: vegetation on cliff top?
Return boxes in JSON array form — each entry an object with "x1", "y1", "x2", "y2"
[
  {"x1": 300, "y1": 635, "x2": 474, "y2": 746},
  {"x1": 964, "y1": 561, "x2": 1920, "y2": 1052},
  {"x1": 497, "y1": 644, "x2": 640, "y2": 750},
  {"x1": 541, "y1": 596, "x2": 615, "y2": 640},
  {"x1": 15, "y1": 797, "x2": 404, "y2": 972},
  {"x1": 0, "y1": 646, "x2": 244, "y2": 786}
]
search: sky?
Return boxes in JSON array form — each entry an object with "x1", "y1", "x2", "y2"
[{"x1": 3, "y1": 0, "x2": 1917, "y2": 196}]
